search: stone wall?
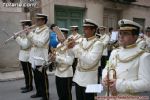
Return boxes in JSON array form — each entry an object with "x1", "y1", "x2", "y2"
[{"x1": 0, "y1": 12, "x2": 26, "y2": 72}]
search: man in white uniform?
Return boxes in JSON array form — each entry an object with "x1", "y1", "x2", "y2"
[
  {"x1": 69, "y1": 19, "x2": 104, "y2": 100},
  {"x1": 68, "y1": 26, "x2": 81, "y2": 75},
  {"x1": 28, "y1": 13, "x2": 49, "y2": 100},
  {"x1": 50, "y1": 28, "x2": 74, "y2": 100},
  {"x1": 145, "y1": 27, "x2": 150, "y2": 52},
  {"x1": 102, "y1": 19, "x2": 150, "y2": 99},
  {"x1": 15, "y1": 20, "x2": 33, "y2": 93},
  {"x1": 96, "y1": 26, "x2": 110, "y2": 83}
]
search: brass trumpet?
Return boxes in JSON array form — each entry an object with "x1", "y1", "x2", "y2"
[
  {"x1": 107, "y1": 68, "x2": 117, "y2": 96},
  {"x1": 50, "y1": 35, "x2": 82, "y2": 54},
  {"x1": 47, "y1": 35, "x2": 82, "y2": 70}
]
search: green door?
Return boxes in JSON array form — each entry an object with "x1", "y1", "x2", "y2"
[{"x1": 55, "y1": 5, "x2": 84, "y2": 34}]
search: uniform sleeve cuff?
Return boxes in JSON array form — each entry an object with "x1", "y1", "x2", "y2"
[{"x1": 116, "y1": 79, "x2": 125, "y2": 93}]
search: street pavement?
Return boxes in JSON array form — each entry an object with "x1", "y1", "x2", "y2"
[
  {"x1": 0, "y1": 74, "x2": 77, "y2": 100},
  {"x1": 1, "y1": 71, "x2": 149, "y2": 100}
]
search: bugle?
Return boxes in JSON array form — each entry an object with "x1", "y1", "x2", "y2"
[
  {"x1": 107, "y1": 68, "x2": 117, "y2": 96},
  {"x1": 51, "y1": 35, "x2": 82, "y2": 53},
  {"x1": 46, "y1": 35, "x2": 82, "y2": 69}
]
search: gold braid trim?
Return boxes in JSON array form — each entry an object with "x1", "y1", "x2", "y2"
[
  {"x1": 79, "y1": 38, "x2": 97, "y2": 51},
  {"x1": 136, "y1": 38, "x2": 145, "y2": 44},
  {"x1": 78, "y1": 61, "x2": 99, "y2": 72},
  {"x1": 35, "y1": 26, "x2": 47, "y2": 34},
  {"x1": 117, "y1": 50, "x2": 144, "y2": 63},
  {"x1": 99, "y1": 34, "x2": 106, "y2": 41},
  {"x1": 32, "y1": 27, "x2": 49, "y2": 49},
  {"x1": 57, "y1": 64, "x2": 70, "y2": 73},
  {"x1": 78, "y1": 40, "x2": 102, "y2": 72}
]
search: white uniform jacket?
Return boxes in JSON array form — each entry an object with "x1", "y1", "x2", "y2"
[
  {"x1": 99, "y1": 34, "x2": 110, "y2": 56},
  {"x1": 71, "y1": 36, "x2": 104, "y2": 87},
  {"x1": 145, "y1": 35, "x2": 150, "y2": 52},
  {"x1": 16, "y1": 34, "x2": 31, "y2": 62},
  {"x1": 136, "y1": 37, "x2": 146, "y2": 50},
  {"x1": 55, "y1": 43, "x2": 74, "y2": 78},
  {"x1": 28, "y1": 25, "x2": 49, "y2": 68},
  {"x1": 68, "y1": 33, "x2": 81, "y2": 40},
  {"x1": 102, "y1": 46, "x2": 150, "y2": 95}
]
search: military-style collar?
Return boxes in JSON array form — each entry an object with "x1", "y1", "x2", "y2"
[
  {"x1": 86, "y1": 35, "x2": 96, "y2": 41},
  {"x1": 123, "y1": 44, "x2": 137, "y2": 49},
  {"x1": 36, "y1": 25, "x2": 47, "y2": 34},
  {"x1": 72, "y1": 32, "x2": 78, "y2": 36},
  {"x1": 38, "y1": 24, "x2": 47, "y2": 29}
]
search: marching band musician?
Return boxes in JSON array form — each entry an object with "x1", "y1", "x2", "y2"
[
  {"x1": 68, "y1": 25, "x2": 81, "y2": 75},
  {"x1": 69, "y1": 25, "x2": 81, "y2": 39},
  {"x1": 49, "y1": 24, "x2": 59, "y2": 53},
  {"x1": 102, "y1": 19, "x2": 150, "y2": 99},
  {"x1": 50, "y1": 28, "x2": 74, "y2": 100},
  {"x1": 136, "y1": 32, "x2": 146, "y2": 50},
  {"x1": 68, "y1": 19, "x2": 104, "y2": 100},
  {"x1": 14, "y1": 20, "x2": 33, "y2": 93},
  {"x1": 144, "y1": 27, "x2": 150, "y2": 52},
  {"x1": 28, "y1": 13, "x2": 49, "y2": 100},
  {"x1": 96, "y1": 26, "x2": 110, "y2": 83}
]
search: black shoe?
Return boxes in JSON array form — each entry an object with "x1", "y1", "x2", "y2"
[
  {"x1": 20, "y1": 87, "x2": 27, "y2": 90},
  {"x1": 30, "y1": 94, "x2": 42, "y2": 98},
  {"x1": 21, "y1": 88, "x2": 33, "y2": 93},
  {"x1": 40, "y1": 98, "x2": 49, "y2": 100}
]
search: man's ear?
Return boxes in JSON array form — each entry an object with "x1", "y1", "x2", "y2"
[
  {"x1": 92, "y1": 28, "x2": 96, "y2": 34},
  {"x1": 134, "y1": 35, "x2": 139, "y2": 41}
]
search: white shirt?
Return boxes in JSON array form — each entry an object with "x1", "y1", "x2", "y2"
[
  {"x1": 71, "y1": 36, "x2": 103, "y2": 87},
  {"x1": 99, "y1": 34, "x2": 110, "y2": 56},
  {"x1": 136, "y1": 37, "x2": 146, "y2": 49},
  {"x1": 102, "y1": 46, "x2": 150, "y2": 95},
  {"x1": 28, "y1": 25, "x2": 49, "y2": 68},
  {"x1": 55, "y1": 43, "x2": 74, "y2": 77},
  {"x1": 144, "y1": 35, "x2": 150, "y2": 52},
  {"x1": 16, "y1": 34, "x2": 31, "y2": 62}
]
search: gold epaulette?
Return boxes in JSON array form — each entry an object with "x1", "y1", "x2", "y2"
[
  {"x1": 78, "y1": 61, "x2": 99, "y2": 72},
  {"x1": 57, "y1": 64, "x2": 70, "y2": 72}
]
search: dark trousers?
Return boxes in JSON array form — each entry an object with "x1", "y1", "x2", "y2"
[
  {"x1": 32, "y1": 66, "x2": 49, "y2": 100},
  {"x1": 98, "y1": 56, "x2": 108, "y2": 83},
  {"x1": 72, "y1": 58, "x2": 78, "y2": 75},
  {"x1": 56, "y1": 76, "x2": 72, "y2": 100},
  {"x1": 75, "y1": 83, "x2": 96, "y2": 100},
  {"x1": 20, "y1": 61, "x2": 33, "y2": 89}
]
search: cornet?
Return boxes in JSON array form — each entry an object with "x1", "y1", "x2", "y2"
[
  {"x1": 46, "y1": 35, "x2": 82, "y2": 69},
  {"x1": 107, "y1": 68, "x2": 117, "y2": 96}
]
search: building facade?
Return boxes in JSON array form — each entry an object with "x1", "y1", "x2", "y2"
[{"x1": 0, "y1": 0, "x2": 150, "y2": 72}]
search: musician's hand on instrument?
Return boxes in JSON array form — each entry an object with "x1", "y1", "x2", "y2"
[
  {"x1": 67, "y1": 38, "x2": 75, "y2": 49},
  {"x1": 24, "y1": 26, "x2": 31, "y2": 35},
  {"x1": 109, "y1": 79, "x2": 117, "y2": 92},
  {"x1": 102, "y1": 75, "x2": 108, "y2": 87},
  {"x1": 13, "y1": 34, "x2": 19, "y2": 39},
  {"x1": 50, "y1": 53, "x2": 56, "y2": 62}
]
